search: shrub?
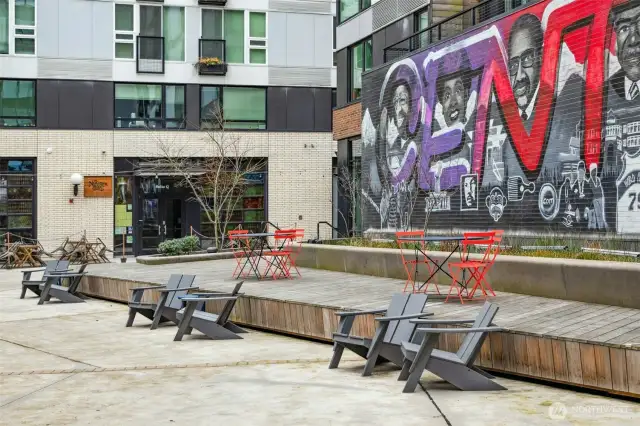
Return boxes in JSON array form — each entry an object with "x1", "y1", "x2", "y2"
[{"x1": 158, "y1": 236, "x2": 200, "y2": 256}]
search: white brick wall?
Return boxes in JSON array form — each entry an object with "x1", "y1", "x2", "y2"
[{"x1": 0, "y1": 129, "x2": 334, "y2": 253}]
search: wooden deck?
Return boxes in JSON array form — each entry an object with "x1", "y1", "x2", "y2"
[{"x1": 81, "y1": 259, "x2": 640, "y2": 398}]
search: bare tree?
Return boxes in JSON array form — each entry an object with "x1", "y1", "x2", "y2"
[
  {"x1": 146, "y1": 107, "x2": 266, "y2": 249},
  {"x1": 336, "y1": 162, "x2": 363, "y2": 237}
]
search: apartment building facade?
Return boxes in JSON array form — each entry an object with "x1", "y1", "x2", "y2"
[
  {"x1": 332, "y1": 0, "x2": 533, "y2": 236},
  {"x1": 0, "y1": 0, "x2": 337, "y2": 255}
]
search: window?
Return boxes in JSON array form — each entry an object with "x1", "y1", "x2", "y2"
[
  {"x1": 114, "y1": 4, "x2": 185, "y2": 61},
  {"x1": 114, "y1": 83, "x2": 185, "y2": 129},
  {"x1": 224, "y1": 10, "x2": 244, "y2": 63},
  {"x1": 0, "y1": 0, "x2": 36, "y2": 55},
  {"x1": 0, "y1": 159, "x2": 36, "y2": 241},
  {"x1": 338, "y1": 0, "x2": 371, "y2": 24},
  {"x1": 349, "y1": 38, "x2": 372, "y2": 101},
  {"x1": 115, "y1": 4, "x2": 134, "y2": 59},
  {"x1": 200, "y1": 86, "x2": 266, "y2": 130},
  {"x1": 248, "y1": 12, "x2": 267, "y2": 64},
  {"x1": 414, "y1": 7, "x2": 430, "y2": 50},
  {"x1": 0, "y1": 79, "x2": 35, "y2": 127},
  {"x1": 201, "y1": 9, "x2": 268, "y2": 65}
]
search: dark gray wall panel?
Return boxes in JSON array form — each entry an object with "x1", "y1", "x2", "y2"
[
  {"x1": 313, "y1": 88, "x2": 332, "y2": 132},
  {"x1": 58, "y1": 81, "x2": 93, "y2": 129},
  {"x1": 36, "y1": 80, "x2": 59, "y2": 129},
  {"x1": 92, "y1": 81, "x2": 114, "y2": 130},
  {"x1": 185, "y1": 84, "x2": 200, "y2": 130},
  {"x1": 336, "y1": 48, "x2": 349, "y2": 108},
  {"x1": 286, "y1": 88, "x2": 315, "y2": 132},
  {"x1": 267, "y1": 87, "x2": 288, "y2": 131},
  {"x1": 372, "y1": 29, "x2": 386, "y2": 68}
]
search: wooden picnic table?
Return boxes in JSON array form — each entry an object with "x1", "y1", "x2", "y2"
[
  {"x1": 60, "y1": 239, "x2": 110, "y2": 264},
  {"x1": 3, "y1": 243, "x2": 44, "y2": 268}
]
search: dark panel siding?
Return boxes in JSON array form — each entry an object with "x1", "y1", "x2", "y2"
[
  {"x1": 314, "y1": 88, "x2": 332, "y2": 132},
  {"x1": 185, "y1": 84, "x2": 200, "y2": 130},
  {"x1": 58, "y1": 81, "x2": 93, "y2": 129},
  {"x1": 267, "y1": 87, "x2": 288, "y2": 131},
  {"x1": 336, "y1": 48, "x2": 349, "y2": 108},
  {"x1": 36, "y1": 80, "x2": 59, "y2": 129},
  {"x1": 286, "y1": 88, "x2": 315, "y2": 132},
  {"x1": 92, "y1": 81, "x2": 114, "y2": 130},
  {"x1": 372, "y1": 29, "x2": 387, "y2": 68}
]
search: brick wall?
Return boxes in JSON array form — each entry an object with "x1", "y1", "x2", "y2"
[
  {"x1": 359, "y1": 0, "x2": 640, "y2": 237},
  {"x1": 0, "y1": 130, "x2": 334, "y2": 251},
  {"x1": 333, "y1": 102, "x2": 362, "y2": 141}
]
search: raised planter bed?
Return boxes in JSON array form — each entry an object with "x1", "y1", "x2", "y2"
[{"x1": 136, "y1": 250, "x2": 234, "y2": 265}]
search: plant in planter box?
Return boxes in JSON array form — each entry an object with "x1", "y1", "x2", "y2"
[
  {"x1": 158, "y1": 235, "x2": 201, "y2": 256},
  {"x1": 195, "y1": 57, "x2": 228, "y2": 75}
]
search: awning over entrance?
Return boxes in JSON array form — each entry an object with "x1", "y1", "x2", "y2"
[{"x1": 133, "y1": 161, "x2": 206, "y2": 177}]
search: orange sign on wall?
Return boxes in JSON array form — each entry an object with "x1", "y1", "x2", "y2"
[{"x1": 84, "y1": 176, "x2": 113, "y2": 198}]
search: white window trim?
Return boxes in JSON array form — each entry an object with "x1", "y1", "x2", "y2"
[
  {"x1": 113, "y1": 2, "x2": 138, "y2": 61},
  {"x1": 113, "y1": 2, "x2": 186, "y2": 63},
  {"x1": 5, "y1": 0, "x2": 37, "y2": 56},
  {"x1": 246, "y1": 11, "x2": 267, "y2": 66}
]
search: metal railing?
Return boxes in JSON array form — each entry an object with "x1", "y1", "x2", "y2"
[
  {"x1": 137, "y1": 36, "x2": 165, "y2": 74},
  {"x1": 383, "y1": 0, "x2": 525, "y2": 63}
]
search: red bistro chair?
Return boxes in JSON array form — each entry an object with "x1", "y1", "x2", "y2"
[
  {"x1": 466, "y1": 230, "x2": 503, "y2": 300},
  {"x1": 396, "y1": 231, "x2": 437, "y2": 294},
  {"x1": 229, "y1": 229, "x2": 250, "y2": 278},
  {"x1": 263, "y1": 229, "x2": 304, "y2": 279},
  {"x1": 446, "y1": 231, "x2": 496, "y2": 304}
]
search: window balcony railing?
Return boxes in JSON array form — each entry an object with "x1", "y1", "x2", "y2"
[
  {"x1": 198, "y1": 0, "x2": 227, "y2": 5},
  {"x1": 197, "y1": 39, "x2": 227, "y2": 76},
  {"x1": 137, "y1": 36, "x2": 165, "y2": 74},
  {"x1": 383, "y1": 0, "x2": 523, "y2": 63}
]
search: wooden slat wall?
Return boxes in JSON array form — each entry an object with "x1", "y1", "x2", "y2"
[{"x1": 80, "y1": 277, "x2": 639, "y2": 398}]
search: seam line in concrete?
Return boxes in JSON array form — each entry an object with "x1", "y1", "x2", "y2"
[
  {"x1": 419, "y1": 382, "x2": 452, "y2": 426},
  {"x1": 0, "y1": 358, "x2": 362, "y2": 376},
  {"x1": 0, "y1": 373, "x2": 77, "y2": 409},
  {"x1": 0, "y1": 338, "x2": 101, "y2": 369},
  {"x1": 0, "y1": 308, "x2": 125, "y2": 324}
]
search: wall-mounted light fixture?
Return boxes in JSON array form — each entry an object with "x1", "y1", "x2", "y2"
[{"x1": 70, "y1": 173, "x2": 83, "y2": 196}]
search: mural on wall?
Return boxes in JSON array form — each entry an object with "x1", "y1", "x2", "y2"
[{"x1": 361, "y1": 0, "x2": 640, "y2": 234}]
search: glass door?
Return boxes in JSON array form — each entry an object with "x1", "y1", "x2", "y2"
[{"x1": 140, "y1": 197, "x2": 161, "y2": 254}]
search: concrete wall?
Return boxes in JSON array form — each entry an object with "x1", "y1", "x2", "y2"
[
  {"x1": 0, "y1": 130, "x2": 334, "y2": 250},
  {"x1": 360, "y1": 0, "x2": 640, "y2": 236},
  {"x1": 296, "y1": 244, "x2": 640, "y2": 309}
]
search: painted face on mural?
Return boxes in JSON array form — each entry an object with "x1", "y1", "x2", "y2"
[
  {"x1": 441, "y1": 76, "x2": 468, "y2": 127},
  {"x1": 614, "y1": 6, "x2": 640, "y2": 82},
  {"x1": 384, "y1": 82, "x2": 413, "y2": 176},
  {"x1": 508, "y1": 15, "x2": 542, "y2": 112},
  {"x1": 463, "y1": 175, "x2": 477, "y2": 207},
  {"x1": 393, "y1": 84, "x2": 410, "y2": 131}
]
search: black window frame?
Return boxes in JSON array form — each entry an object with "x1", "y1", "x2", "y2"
[
  {"x1": 413, "y1": 6, "x2": 430, "y2": 33},
  {"x1": 347, "y1": 37, "x2": 372, "y2": 102},
  {"x1": 0, "y1": 79, "x2": 37, "y2": 128},
  {"x1": 338, "y1": 0, "x2": 372, "y2": 25},
  {"x1": 0, "y1": 158, "x2": 37, "y2": 242},
  {"x1": 113, "y1": 82, "x2": 187, "y2": 130},
  {"x1": 199, "y1": 85, "x2": 268, "y2": 131}
]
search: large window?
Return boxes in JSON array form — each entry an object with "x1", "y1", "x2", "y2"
[
  {"x1": 0, "y1": 159, "x2": 35, "y2": 241},
  {"x1": 201, "y1": 9, "x2": 268, "y2": 65},
  {"x1": 349, "y1": 38, "x2": 372, "y2": 101},
  {"x1": 339, "y1": 0, "x2": 372, "y2": 23},
  {"x1": 200, "y1": 86, "x2": 266, "y2": 130},
  {"x1": 0, "y1": 0, "x2": 36, "y2": 55},
  {"x1": 0, "y1": 79, "x2": 35, "y2": 127},
  {"x1": 114, "y1": 3, "x2": 185, "y2": 61},
  {"x1": 114, "y1": 83, "x2": 185, "y2": 129}
]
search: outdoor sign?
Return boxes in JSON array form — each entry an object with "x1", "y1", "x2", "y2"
[{"x1": 84, "y1": 176, "x2": 113, "y2": 198}]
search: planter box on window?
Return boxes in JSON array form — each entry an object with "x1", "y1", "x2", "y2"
[
  {"x1": 198, "y1": 63, "x2": 228, "y2": 76},
  {"x1": 198, "y1": 0, "x2": 227, "y2": 5}
]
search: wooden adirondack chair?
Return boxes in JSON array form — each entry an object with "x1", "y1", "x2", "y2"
[
  {"x1": 20, "y1": 260, "x2": 70, "y2": 298},
  {"x1": 37, "y1": 264, "x2": 88, "y2": 305},
  {"x1": 173, "y1": 281, "x2": 246, "y2": 341},
  {"x1": 328, "y1": 293, "x2": 432, "y2": 376},
  {"x1": 399, "y1": 301, "x2": 506, "y2": 392},
  {"x1": 125, "y1": 274, "x2": 197, "y2": 328}
]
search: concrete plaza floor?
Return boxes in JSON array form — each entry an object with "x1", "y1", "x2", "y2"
[{"x1": 0, "y1": 268, "x2": 638, "y2": 425}]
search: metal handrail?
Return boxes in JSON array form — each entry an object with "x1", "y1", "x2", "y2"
[
  {"x1": 137, "y1": 35, "x2": 165, "y2": 74},
  {"x1": 383, "y1": 0, "x2": 525, "y2": 63}
]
